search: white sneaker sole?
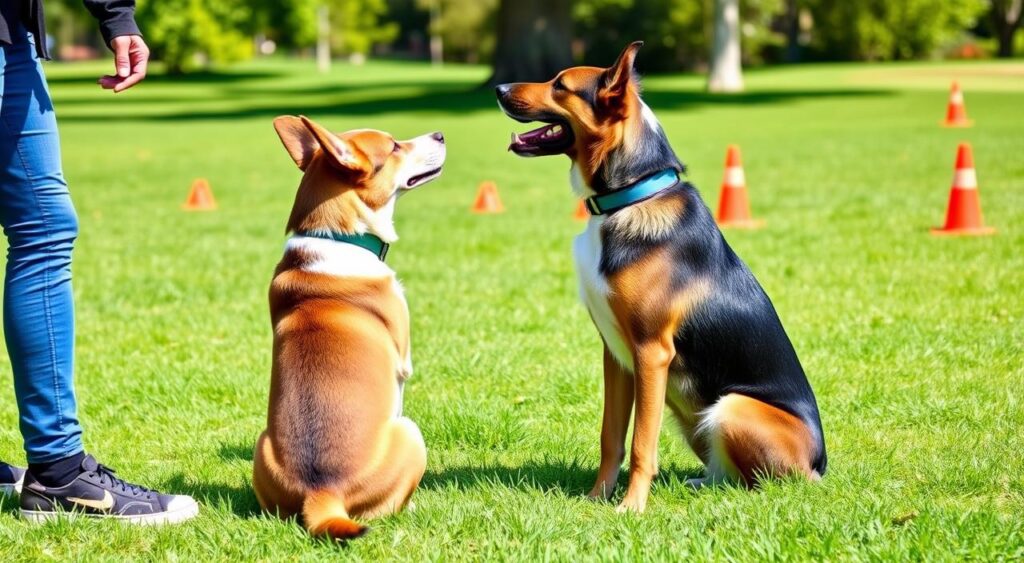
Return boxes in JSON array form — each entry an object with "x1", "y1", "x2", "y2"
[
  {"x1": 0, "y1": 476, "x2": 24, "y2": 496},
  {"x1": 21, "y1": 498, "x2": 199, "y2": 525}
]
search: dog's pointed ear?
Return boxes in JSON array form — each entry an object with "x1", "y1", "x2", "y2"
[
  {"x1": 299, "y1": 116, "x2": 369, "y2": 176},
  {"x1": 598, "y1": 41, "x2": 643, "y2": 118},
  {"x1": 273, "y1": 115, "x2": 318, "y2": 170}
]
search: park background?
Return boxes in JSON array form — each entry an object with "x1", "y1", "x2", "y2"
[{"x1": 0, "y1": 0, "x2": 1022, "y2": 560}]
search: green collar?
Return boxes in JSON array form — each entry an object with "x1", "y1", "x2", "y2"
[
  {"x1": 584, "y1": 169, "x2": 680, "y2": 216},
  {"x1": 296, "y1": 230, "x2": 390, "y2": 261}
]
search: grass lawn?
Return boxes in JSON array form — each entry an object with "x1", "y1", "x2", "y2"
[{"x1": 0, "y1": 56, "x2": 1022, "y2": 560}]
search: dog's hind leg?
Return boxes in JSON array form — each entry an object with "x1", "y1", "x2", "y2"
[
  {"x1": 696, "y1": 393, "x2": 818, "y2": 487},
  {"x1": 252, "y1": 430, "x2": 304, "y2": 519},
  {"x1": 346, "y1": 416, "x2": 427, "y2": 520}
]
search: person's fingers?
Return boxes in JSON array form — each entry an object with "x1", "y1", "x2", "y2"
[
  {"x1": 112, "y1": 71, "x2": 145, "y2": 93},
  {"x1": 99, "y1": 36, "x2": 149, "y2": 92},
  {"x1": 130, "y1": 42, "x2": 149, "y2": 77},
  {"x1": 112, "y1": 45, "x2": 148, "y2": 93},
  {"x1": 110, "y1": 36, "x2": 131, "y2": 78},
  {"x1": 97, "y1": 75, "x2": 120, "y2": 89}
]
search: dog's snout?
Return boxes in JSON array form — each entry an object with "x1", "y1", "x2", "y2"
[
  {"x1": 430, "y1": 131, "x2": 445, "y2": 144},
  {"x1": 495, "y1": 84, "x2": 512, "y2": 98}
]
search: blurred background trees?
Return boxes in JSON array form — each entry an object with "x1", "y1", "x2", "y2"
[
  {"x1": 489, "y1": 0, "x2": 573, "y2": 84},
  {"x1": 803, "y1": 0, "x2": 989, "y2": 61},
  {"x1": 415, "y1": 0, "x2": 498, "y2": 64},
  {"x1": 45, "y1": 0, "x2": 1008, "y2": 75},
  {"x1": 134, "y1": 0, "x2": 255, "y2": 73},
  {"x1": 989, "y1": 0, "x2": 1023, "y2": 57}
]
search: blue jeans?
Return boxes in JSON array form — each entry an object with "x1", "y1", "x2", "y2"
[{"x1": 0, "y1": 27, "x2": 83, "y2": 463}]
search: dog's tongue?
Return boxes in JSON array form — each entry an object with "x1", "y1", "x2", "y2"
[{"x1": 509, "y1": 124, "x2": 557, "y2": 151}]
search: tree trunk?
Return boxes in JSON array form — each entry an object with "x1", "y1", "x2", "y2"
[
  {"x1": 487, "y1": 0, "x2": 573, "y2": 86},
  {"x1": 429, "y1": 0, "x2": 443, "y2": 66},
  {"x1": 992, "y1": 0, "x2": 1023, "y2": 58},
  {"x1": 998, "y1": 27, "x2": 1015, "y2": 57},
  {"x1": 784, "y1": 0, "x2": 800, "y2": 63},
  {"x1": 316, "y1": 6, "x2": 331, "y2": 73},
  {"x1": 708, "y1": 0, "x2": 744, "y2": 93}
]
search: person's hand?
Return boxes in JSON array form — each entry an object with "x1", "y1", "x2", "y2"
[{"x1": 98, "y1": 35, "x2": 149, "y2": 93}]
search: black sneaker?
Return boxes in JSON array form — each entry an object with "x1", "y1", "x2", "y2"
[
  {"x1": 20, "y1": 454, "x2": 198, "y2": 524},
  {"x1": 0, "y1": 461, "x2": 25, "y2": 496}
]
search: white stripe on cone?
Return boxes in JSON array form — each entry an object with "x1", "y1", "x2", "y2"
[
  {"x1": 724, "y1": 166, "x2": 746, "y2": 187},
  {"x1": 953, "y1": 168, "x2": 977, "y2": 189},
  {"x1": 950, "y1": 91, "x2": 964, "y2": 105}
]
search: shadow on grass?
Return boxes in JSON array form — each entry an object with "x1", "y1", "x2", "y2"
[
  {"x1": 218, "y1": 440, "x2": 254, "y2": 463},
  {"x1": 421, "y1": 458, "x2": 704, "y2": 497},
  {"x1": 45, "y1": 69, "x2": 285, "y2": 86},
  {"x1": 163, "y1": 472, "x2": 263, "y2": 518},
  {"x1": 50, "y1": 78, "x2": 473, "y2": 107},
  {"x1": 0, "y1": 493, "x2": 20, "y2": 517},
  {"x1": 54, "y1": 80, "x2": 895, "y2": 123}
]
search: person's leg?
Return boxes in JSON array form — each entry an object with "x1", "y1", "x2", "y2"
[
  {"x1": 0, "y1": 29, "x2": 198, "y2": 524},
  {"x1": 0, "y1": 28, "x2": 83, "y2": 476}
]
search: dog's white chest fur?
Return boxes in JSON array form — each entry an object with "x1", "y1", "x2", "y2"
[{"x1": 573, "y1": 216, "x2": 634, "y2": 371}]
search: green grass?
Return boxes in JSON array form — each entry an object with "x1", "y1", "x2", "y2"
[{"x1": 1, "y1": 57, "x2": 1022, "y2": 560}]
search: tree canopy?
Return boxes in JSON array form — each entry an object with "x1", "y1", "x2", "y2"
[{"x1": 44, "y1": 0, "x2": 1009, "y2": 73}]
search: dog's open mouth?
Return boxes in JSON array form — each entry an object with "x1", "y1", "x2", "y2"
[
  {"x1": 407, "y1": 167, "x2": 443, "y2": 188},
  {"x1": 508, "y1": 121, "x2": 574, "y2": 157}
]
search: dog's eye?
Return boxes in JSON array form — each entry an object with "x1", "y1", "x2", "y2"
[
  {"x1": 553, "y1": 77, "x2": 567, "y2": 92},
  {"x1": 392, "y1": 142, "x2": 400, "y2": 153}
]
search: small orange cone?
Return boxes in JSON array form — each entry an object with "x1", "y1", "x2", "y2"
[
  {"x1": 716, "y1": 145, "x2": 764, "y2": 229},
  {"x1": 573, "y1": 199, "x2": 590, "y2": 221},
  {"x1": 931, "y1": 143, "x2": 994, "y2": 236},
  {"x1": 182, "y1": 178, "x2": 217, "y2": 211},
  {"x1": 472, "y1": 181, "x2": 505, "y2": 214},
  {"x1": 943, "y1": 81, "x2": 972, "y2": 128}
]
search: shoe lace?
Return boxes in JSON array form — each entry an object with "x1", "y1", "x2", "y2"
[{"x1": 91, "y1": 463, "x2": 156, "y2": 499}]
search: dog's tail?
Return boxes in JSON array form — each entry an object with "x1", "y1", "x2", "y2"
[{"x1": 303, "y1": 490, "x2": 368, "y2": 540}]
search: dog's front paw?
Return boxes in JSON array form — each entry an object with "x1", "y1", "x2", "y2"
[{"x1": 615, "y1": 496, "x2": 647, "y2": 514}]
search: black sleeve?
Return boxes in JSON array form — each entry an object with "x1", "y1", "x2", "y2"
[{"x1": 82, "y1": 0, "x2": 141, "y2": 47}]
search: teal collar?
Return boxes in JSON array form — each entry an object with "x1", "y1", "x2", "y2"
[
  {"x1": 296, "y1": 230, "x2": 390, "y2": 261},
  {"x1": 583, "y1": 169, "x2": 680, "y2": 216}
]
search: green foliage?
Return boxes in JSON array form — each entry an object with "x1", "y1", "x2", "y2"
[
  {"x1": 740, "y1": 0, "x2": 786, "y2": 65},
  {"x1": 576, "y1": 0, "x2": 704, "y2": 71},
  {"x1": 415, "y1": 0, "x2": 498, "y2": 63},
  {"x1": 327, "y1": 0, "x2": 399, "y2": 55},
  {"x1": 42, "y1": 0, "x2": 1004, "y2": 71},
  {"x1": 575, "y1": 0, "x2": 785, "y2": 71},
  {"x1": 806, "y1": 0, "x2": 990, "y2": 60},
  {"x1": 259, "y1": 0, "x2": 319, "y2": 48},
  {"x1": 136, "y1": 0, "x2": 254, "y2": 73}
]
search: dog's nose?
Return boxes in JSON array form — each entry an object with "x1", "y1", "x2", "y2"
[
  {"x1": 430, "y1": 131, "x2": 445, "y2": 144},
  {"x1": 495, "y1": 84, "x2": 511, "y2": 98}
]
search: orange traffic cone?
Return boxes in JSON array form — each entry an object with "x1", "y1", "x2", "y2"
[
  {"x1": 943, "y1": 81, "x2": 972, "y2": 128},
  {"x1": 472, "y1": 181, "x2": 505, "y2": 214},
  {"x1": 931, "y1": 143, "x2": 994, "y2": 236},
  {"x1": 573, "y1": 199, "x2": 590, "y2": 221},
  {"x1": 182, "y1": 178, "x2": 217, "y2": 211},
  {"x1": 716, "y1": 145, "x2": 764, "y2": 229}
]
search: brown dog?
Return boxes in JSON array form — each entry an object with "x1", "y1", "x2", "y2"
[
  {"x1": 497, "y1": 43, "x2": 826, "y2": 513},
  {"x1": 252, "y1": 116, "x2": 445, "y2": 538}
]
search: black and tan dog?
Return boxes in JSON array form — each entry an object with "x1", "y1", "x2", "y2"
[{"x1": 496, "y1": 42, "x2": 826, "y2": 512}]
